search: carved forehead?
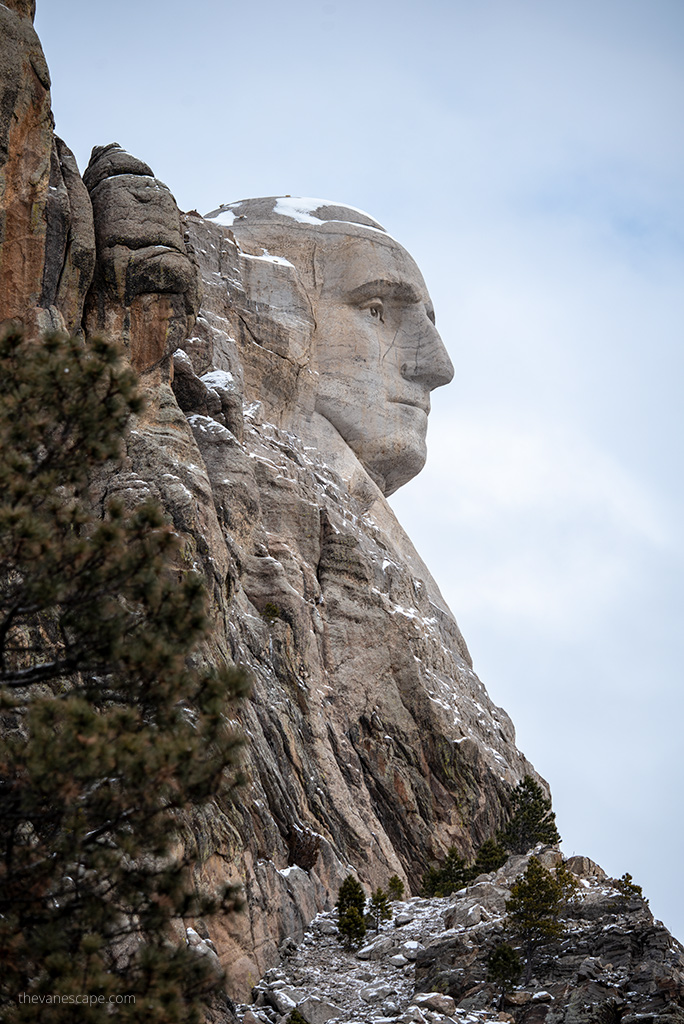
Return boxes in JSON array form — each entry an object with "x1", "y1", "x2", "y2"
[
  {"x1": 205, "y1": 196, "x2": 427, "y2": 298},
  {"x1": 313, "y1": 234, "x2": 429, "y2": 302},
  {"x1": 206, "y1": 195, "x2": 387, "y2": 233}
]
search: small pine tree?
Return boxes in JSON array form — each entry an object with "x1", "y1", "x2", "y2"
[
  {"x1": 422, "y1": 847, "x2": 469, "y2": 897},
  {"x1": 387, "y1": 874, "x2": 405, "y2": 901},
  {"x1": 473, "y1": 838, "x2": 508, "y2": 875},
  {"x1": 505, "y1": 857, "x2": 565, "y2": 982},
  {"x1": 336, "y1": 875, "x2": 367, "y2": 947},
  {"x1": 288, "y1": 1011, "x2": 310, "y2": 1024},
  {"x1": 262, "y1": 601, "x2": 282, "y2": 624},
  {"x1": 498, "y1": 776, "x2": 561, "y2": 855},
  {"x1": 336, "y1": 874, "x2": 366, "y2": 917},
  {"x1": 612, "y1": 872, "x2": 647, "y2": 905},
  {"x1": 555, "y1": 860, "x2": 580, "y2": 904},
  {"x1": 368, "y1": 887, "x2": 391, "y2": 932},
  {"x1": 487, "y1": 942, "x2": 522, "y2": 1009},
  {"x1": 338, "y1": 906, "x2": 367, "y2": 949}
]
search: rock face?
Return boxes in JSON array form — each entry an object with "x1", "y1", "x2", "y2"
[
  {"x1": 0, "y1": 6, "x2": 543, "y2": 996},
  {"x1": 0, "y1": 2, "x2": 95, "y2": 335},
  {"x1": 7, "y1": 6, "x2": 671, "y2": 1009},
  {"x1": 84, "y1": 143, "x2": 200, "y2": 383},
  {"x1": 163, "y1": 201, "x2": 542, "y2": 993}
]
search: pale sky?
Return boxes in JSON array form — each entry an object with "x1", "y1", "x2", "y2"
[{"x1": 35, "y1": 0, "x2": 684, "y2": 939}]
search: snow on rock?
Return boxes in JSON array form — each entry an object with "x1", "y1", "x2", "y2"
[{"x1": 232, "y1": 854, "x2": 684, "y2": 1024}]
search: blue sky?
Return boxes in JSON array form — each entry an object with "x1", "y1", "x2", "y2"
[{"x1": 35, "y1": 0, "x2": 684, "y2": 938}]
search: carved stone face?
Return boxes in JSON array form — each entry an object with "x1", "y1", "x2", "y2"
[
  {"x1": 311, "y1": 229, "x2": 454, "y2": 495},
  {"x1": 208, "y1": 198, "x2": 454, "y2": 495}
]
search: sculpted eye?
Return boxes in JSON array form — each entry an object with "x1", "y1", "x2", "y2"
[{"x1": 366, "y1": 300, "x2": 384, "y2": 323}]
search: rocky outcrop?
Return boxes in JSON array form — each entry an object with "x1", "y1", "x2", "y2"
[
  {"x1": 0, "y1": 26, "x2": 541, "y2": 986},
  {"x1": 0, "y1": 2, "x2": 95, "y2": 334},
  {"x1": 0, "y1": 0, "x2": 54, "y2": 328},
  {"x1": 84, "y1": 143, "x2": 200, "y2": 383},
  {"x1": 229, "y1": 851, "x2": 684, "y2": 1024},
  {"x1": 134, "y1": 205, "x2": 539, "y2": 996},
  {"x1": 414, "y1": 853, "x2": 684, "y2": 1023}
]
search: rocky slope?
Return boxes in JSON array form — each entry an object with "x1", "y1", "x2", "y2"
[{"x1": 233, "y1": 849, "x2": 684, "y2": 1024}]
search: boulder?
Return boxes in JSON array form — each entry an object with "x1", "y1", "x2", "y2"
[
  {"x1": 296, "y1": 996, "x2": 343, "y2": 1024},
  {"x1": 360, "y1": 983, "x2": 396, "y2": 1003},
  {"x1": 356, "y1": 936, "x2": 396, "y2": 960},
  {"x1": 412, "y1": 992, "x2": 456, "y2": 1015},
  {"x1": 565, "y1": 855, "x2": 607, "y2": 881}
]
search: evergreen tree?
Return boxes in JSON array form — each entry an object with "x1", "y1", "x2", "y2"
[
  {"x1": 505, "y1": 857, "x2": 565, "y2": 982},
  {"x1": 336, "y1": 875, "x2": 367, "y2": 947},
  {"x1": 422, "y1": 847, "x2": 469, "y2": 897},
  {"x1": 473, "y1": 838, "x2": 508, "y2": 875},
  {"x1": 555, "y1": 860, "x2": 580, "y2": 904},
  {"x1": 336, "y1": 874, "x2": 366, "y2": 917},
  {"x1": 0, "y1": 328, "x2": 249, "y2": 1022},
  {"x1": 387, "y1": 875, "x2": 405, "y2": 901},
  {"x1": 487, "y1": 942, "x2": 521, "y2": 1009},
  {"x1": 367, "y1": 887, "x2": 391, "y2": 932},
  {"x1": 498, "y1": 776, "x2": 561, "y2": 855},
  {"x1": 612, "y1": 872, "x2": 647, "y2": 907},
  {"x1": 337, "y1": 906, "x2": 367, "y2": 949},
  {"x1": 287, "y1": 1011, "x2": 309, "y2": 1024}
]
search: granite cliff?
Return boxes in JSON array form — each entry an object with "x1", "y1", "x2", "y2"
[{"x1": 2, "y1": 5, "x2": 681, "y2": 1016}]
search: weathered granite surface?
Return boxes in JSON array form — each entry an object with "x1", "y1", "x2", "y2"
[
  {"x1": 4, "y1": 6, "x2": 681, "y2": 1010},
  {"x1": 102, "y1": 194, "x2": 540, "y2": 996},
  {"x1": 0, "y1": 7, "x2": 581, "y2": 997}
]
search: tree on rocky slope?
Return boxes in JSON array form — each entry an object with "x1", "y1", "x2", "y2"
[
  {"x1": 472, "y1": 837, "x2": 508, "y2": 875},
  {"x1": 0, "y1": 328, "x2": 249, "y2": 1023},
  {"x1": 336, "y1": 875, "x2": 367, "y2": 948},
  {"x1": 505, "y1": 857, "x2": 565, "y2": 982},
  {"x1": 498, "y1": 775, "x2": 560, "y2": 854},
  {"x1": 487, "y1": 942, "x2": 522, "y2": 1010},
  {"x1": 387, "y1": 874, "x2": 405, "y2": 901},
  {"x1": 422, "y1": 847, "x2": 470, "y2": 897},
  {"x1": 422, "y1": 835, "x2": 508, "y2": 898},
  {"x1": 367, "y1": 887, "x2": 391, "y2": 932},
  {"x1": 612, "y1": 872, "x2": 647, "y2": 906}
]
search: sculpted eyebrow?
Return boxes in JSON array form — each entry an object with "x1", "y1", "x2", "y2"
[{"x1": 345, "y1": 279, "x2": 422, "y2": 304}]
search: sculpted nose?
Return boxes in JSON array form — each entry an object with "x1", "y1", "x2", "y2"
[{"x1": 401, "y1": 317, "x2": 454, "y2": 390}]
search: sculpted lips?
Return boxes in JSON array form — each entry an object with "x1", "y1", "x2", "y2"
[{"x1": 390, "y1": 396, "x2": 431, "y2": 415}]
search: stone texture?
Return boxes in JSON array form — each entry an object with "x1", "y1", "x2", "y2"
[
  {"x1": 564, "y1": 855, "x2": 606, "y2": 881},
  {"x1": 4, "y1": 9, "x2": 682, "y2": 1020},
  {"x1": 204, "y1": 197, "x2": 454, "y2": 497},
  {"x1": 4, "y1": 0, "x2": 36, "y2": 17},
  {"x1": 52, "y1": 137, "x2": 96, "y2": 332},
  {"x1": 413, "y1": 992, "x2": 457, "y2": 1014},
  {"x1": 0, "y1": 6, "x2": 95, "y2": 335},
  {"x1": 414, "y1": 863, "x2": 684, "y2": 1022},
  {"x1": 0, "y1": 3, "x2": 54, "y2": 329},
  {"x1": 297, "y1": 995, "x2": 343, "y2": 1024},
  {"x1": 225, "y1": 883, "x2": 684, "y2": 1024},
  {"x1": 111, "y1": 202, "x2": 539, "y2": 993},
  {"x1": 357, "y1": 936, "x2": 397, "y2": 960},
  {"x1": 83, "y1": 143, "x2": 200, "y2": 383}
]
